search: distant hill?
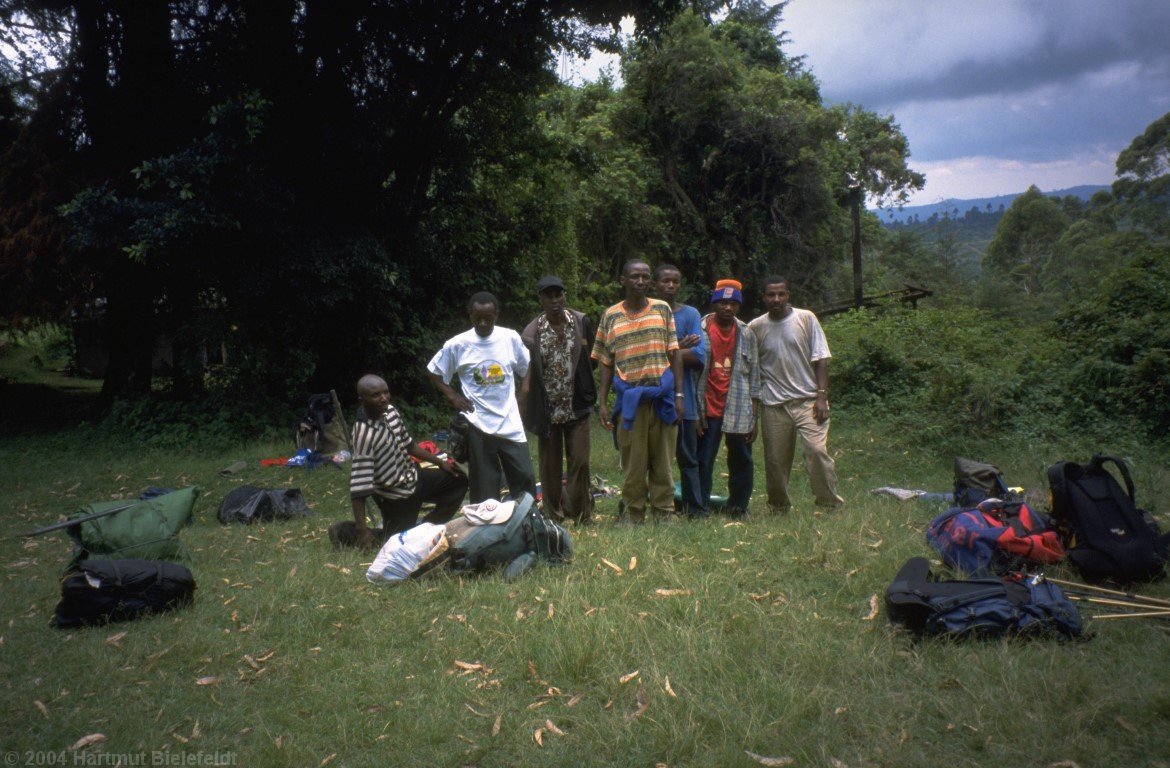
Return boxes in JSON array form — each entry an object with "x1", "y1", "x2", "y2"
[{"x1": 876, "y1": 185, "x2": 1109, "y2": 225}]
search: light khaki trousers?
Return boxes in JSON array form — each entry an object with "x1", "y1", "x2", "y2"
[{"x1": 760, "y1": 400, "x2": 844, "y2": 512}]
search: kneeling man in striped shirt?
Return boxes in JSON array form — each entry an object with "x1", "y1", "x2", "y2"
[{"x1": 349, "y1": 374, "x2": 467, "y2": 549}]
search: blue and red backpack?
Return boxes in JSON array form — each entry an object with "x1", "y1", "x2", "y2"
[{"x1": 926, "y1": 498, "x2": 1066, "y2": 575}]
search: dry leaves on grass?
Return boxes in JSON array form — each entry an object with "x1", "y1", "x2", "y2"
[
  {"x1": 1048, "y1": 762, "x2": 1082, "y2": 768},
  {"x1": 601, "y1": 558, "x2": 624, "y2": 575},
  {"x1": 34, "y1": 700, "x2": 49, "y2": 717},
  {"x1": 619, "y1": 670, "x2": 639, "y2": 684},
  {"x1": 105, "y1": 631, "x2": 127, "y2": 648},
  {"x1": 664, "y1": 676, "x2": 677, "y2": 698},
  {"x1": 69, "y1": 734, "x2": 106, "y2": 751},
  {"x1": 195, "y1": 676, "x2": 219, "y2": 686},
  {"x1": 744, "y1": 751, "x2": 794, "y2": 767},
  {"x1": 628, "y1": 556, "x2": 637, "y2": 571},
  {"x1": 451, "y1": 659, "x2": 499, "y2": 689},
  {"x1": 452, "y1": 660, "x2": 489, "y2": 673},
  {"x1": 625, "y1": 683, "x2": 649, "y2": 723},
  {"x1": 654, "y1": 588, "x2": 692, "y2": 597},
  {"x1": 863, "y1": 594, "x2": 880, "y2": 621}
]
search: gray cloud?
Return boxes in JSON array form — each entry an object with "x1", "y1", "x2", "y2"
[{"x1": 781, "y1": 0, "x2": 1170, "y2": 197}]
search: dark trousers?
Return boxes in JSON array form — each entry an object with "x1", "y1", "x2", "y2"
[
  {"x1": 373, "y1": 466, "x2": 468, "y2": 535},
  {"x1": 697, "y1": 416, "x2": 754, "y2": 512},
  {"x1": 467, "y1": 425, "x2": 537, "y2": 503},
  {"x1": 538, "y1": 415, "x2": 593, "y2": 522},
  {"x1": 676, "y1": 419, "x2": 705, "y2": 515}
]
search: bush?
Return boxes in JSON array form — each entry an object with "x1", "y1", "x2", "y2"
[
  {"x1": 827, "y1": 305, "x2": 1065, "y2": 445},
  {"x1": 102, "y1": 393, "x2": 283, "y2": 449},
  {"x1": 1055, "y1": 237, "x2": 1170, "y2": 434},
  {"x1": 3, "y1": 323, "x2": 73, "y2": 371}
]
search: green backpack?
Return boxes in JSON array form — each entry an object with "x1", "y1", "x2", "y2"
[
  {"x1": 444, "y1": 493, "x2": 573, "y2": 579},
  {"x1": 68, "y1": 487, "x2": 198, "y2": 563}
]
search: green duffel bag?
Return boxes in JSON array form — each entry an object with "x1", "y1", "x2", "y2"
[{"x1": 67, "y1": 487, "x2": 198, "y2": 562}]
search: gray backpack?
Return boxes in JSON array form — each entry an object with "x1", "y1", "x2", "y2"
[{"x1": 443, "y1": 493, "x2": 573, "y2": 579}]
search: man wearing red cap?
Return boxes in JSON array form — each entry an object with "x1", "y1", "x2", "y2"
[{"x1": 696, "y1": 279, "x2": 760, "y2": 518}]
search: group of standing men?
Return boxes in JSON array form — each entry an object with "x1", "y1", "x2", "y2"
[{"x1": 346, "y1": 259, "x2": 844, "y2": 546}]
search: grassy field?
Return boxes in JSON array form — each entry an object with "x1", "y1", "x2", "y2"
[{"x1": 2, "y1": 370, "x2": 1170, "y2": 766}]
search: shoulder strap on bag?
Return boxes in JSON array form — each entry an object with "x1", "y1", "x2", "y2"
[{"x1": 1088, "y1": 454, "x2": 1136, "y2": 502}]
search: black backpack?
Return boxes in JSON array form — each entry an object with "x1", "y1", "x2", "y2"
[
  {"x1": 447, "y1": 412, "x2": 471, "y2": 464},
  {"x1": 1047, "y1": 455, "x2": 1169, "y2": 584},
  {"x1": 218, "y1": 486, "x2": 312, "y2": 524},
  {"x1": 294, "y1": 391, "x2": 349, "y2": 454},
  {"x1": 885, "y1": 557, "x2": 1083, "y2": 639},
  {"x1": 52, "y1": 559, "x2": 196, "y2": 629}
]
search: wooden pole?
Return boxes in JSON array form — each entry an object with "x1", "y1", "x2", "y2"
[
  {"x1": 1091, "y1": 609, "x2": 1170, "y2": 620},
  {"x1": 851, "y1": 186, "x2": 863, "y2": 309},
  {"x1": 1046, "y1": 577, "x2": 1170, "y2": 608}
]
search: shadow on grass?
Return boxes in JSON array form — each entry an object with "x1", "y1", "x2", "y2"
[{"x1": 0, "y1": 378, "x2": 105, "y2": 435}]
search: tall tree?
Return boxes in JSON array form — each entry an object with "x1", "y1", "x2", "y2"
[
  {"x1": 617, "y1": 2, "x2": 921, "y2": 294},
  {"x1": 1114, "y1": 110, "x2": 1170, "y2": 238},
  {"x1": 0, "y1": 0, "x2": 676, "y2": 406},
  {"x1": 982, "y1": 185, "x2": 1070, "y2": 298}
]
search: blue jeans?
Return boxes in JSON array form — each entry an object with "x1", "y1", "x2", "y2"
[
  {"x1": 676, "y1": 419, "x2": 704, "y2": 515},
  {"x1": 697, "y1": 416, "x2": 754, "y2": 511}
]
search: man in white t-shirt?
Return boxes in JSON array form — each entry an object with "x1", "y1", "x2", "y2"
[
  {"x1": 428, "y1": 291, "x2": 537, "y2": 503},
  {"x1": 748, "y1": 276, "x2": 844, "y2": 514}
]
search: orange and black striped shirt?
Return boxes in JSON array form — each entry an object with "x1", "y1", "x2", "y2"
[{"x1": 592, "y1": 298, "x2": 679, "y2": 386}]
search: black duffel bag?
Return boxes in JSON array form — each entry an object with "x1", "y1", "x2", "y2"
[{"x1": 52, "y1": 559, "x2": 196, "y2": 629}]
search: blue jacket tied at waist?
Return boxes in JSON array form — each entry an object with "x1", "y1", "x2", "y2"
[{"x1": 612, "y1": 369, "x2": 677, "y2": 430}]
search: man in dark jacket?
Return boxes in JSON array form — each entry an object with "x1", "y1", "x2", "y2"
[{"x1": 521, "y1": 275, "x2": 597, "y2": 524}]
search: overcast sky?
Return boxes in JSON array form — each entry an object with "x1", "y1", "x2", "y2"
[
  {"x1": 781, "y1": 0, "x2": 1170, "y2": 204},
  {"x1": 568, "y1": 1, "x2": 1170, "y2": 205}
]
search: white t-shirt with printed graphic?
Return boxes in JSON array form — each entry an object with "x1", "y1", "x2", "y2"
[{"x1": 427, "y1": 327, "x2": 530, "y2": 442}]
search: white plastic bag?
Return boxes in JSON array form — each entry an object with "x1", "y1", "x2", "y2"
[{"x1": 366, "y1": 523, "x2": 445, "y2": 584}]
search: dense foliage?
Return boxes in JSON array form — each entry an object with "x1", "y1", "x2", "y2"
[
  {"x1": 0, "y1": 0, "x2": 920, "y2": 431},
  {"x1": 1, "y1": 0, "x2": 1165, "y2": 446},
  {"x1": 837, "y1": 111, "x2": 1170, "y2": 445}
]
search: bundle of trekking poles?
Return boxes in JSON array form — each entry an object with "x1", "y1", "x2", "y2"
[{"x1": 1048, "y1": 577, "x2": 1170, "y2": 623}]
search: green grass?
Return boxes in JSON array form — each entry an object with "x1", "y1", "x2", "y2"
[{"x1": 3, "y1": 407, "x2": 1170, "y2": 767}]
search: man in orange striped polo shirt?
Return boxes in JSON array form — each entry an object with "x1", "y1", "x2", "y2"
[{"x1": 593, "y1": 259, "x2": 685, "y2": 523}]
